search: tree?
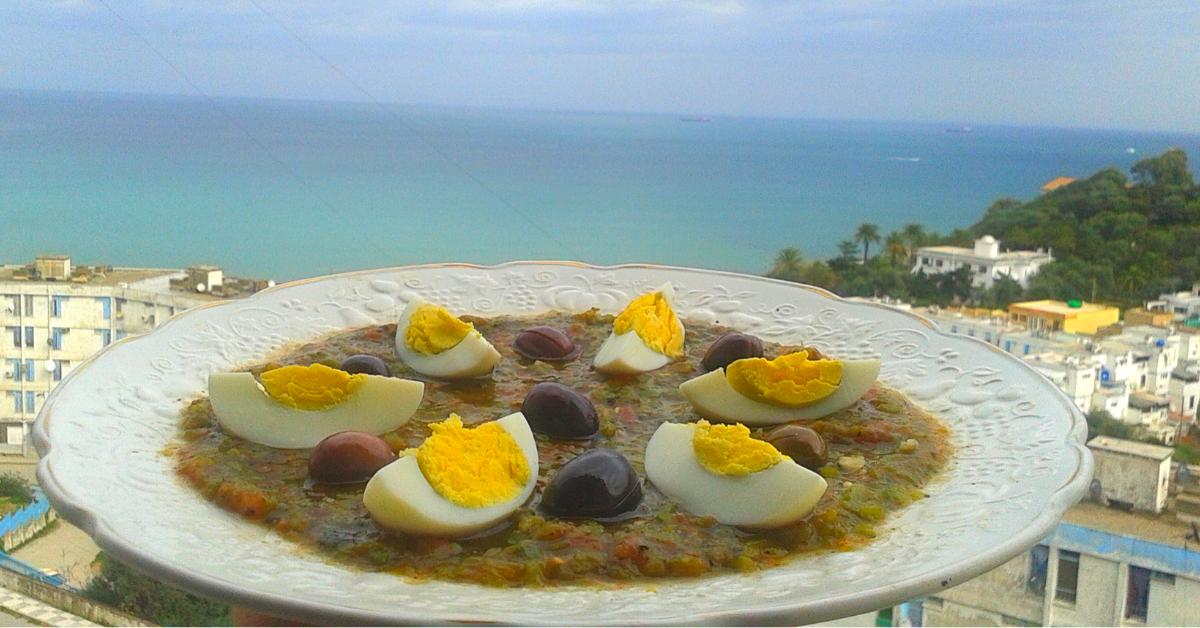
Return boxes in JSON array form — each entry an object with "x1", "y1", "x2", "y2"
[
  {"x1": 1132, "y1": 148, "x2": 1194, "y2": 188},
  {"x1": 902, "y1": 223, "x2": 926, "y2": 249},
  {"x1": 768, "y1": 247, "x2": 805, "y2": 280},
  {"x1": 854, "y1": 223, "x2": 881, "y2": 265},
  {"x1": 884, "y1": 232, "x2": 908, "y2": 267}
]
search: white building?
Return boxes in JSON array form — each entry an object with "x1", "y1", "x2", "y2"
[
  {"x1": 1146, "y1": 284, "x2": 1200, "y2": 322},
  {"x1": 1169, "y1": 364, "x2": 1200, "y2": 420},
  {"x1": 911, "y1": 235, "x2": 1054, "y2": 289},
  {"x1": 1, "y1": 256, "x2": 265, "y2": 454}
]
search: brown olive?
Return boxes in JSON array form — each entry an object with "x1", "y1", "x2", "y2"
[
  {"x1": 701, "y1": 333, "x2": 764, "y2": 371},
  {"x1": 521, "y1": 382, "x2": 599, "y2": 439},
  {"x1": 339, "y1": 354, "x2": 391, "y2": 377},
  {"x1": 513, "y1": 326, "x2": 580, "y2": 361},
  {"x1": 541, "y1": 448, "x2": 642, "y2": 519},
  {"x1": 765, "y1": 425, "x2": 827, "y2": 470},
  {"x1": 308, "y1": 431, "x2": 395, "y2": 484}
]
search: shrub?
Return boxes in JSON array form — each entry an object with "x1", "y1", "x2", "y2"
[{"x1": 83, "y1": 553, "x2": 231, "y2": 627}]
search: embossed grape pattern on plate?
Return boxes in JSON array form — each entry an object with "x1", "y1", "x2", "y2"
[{"x1": 34, "y1": 262, "x2": 1092, "y2": 626}]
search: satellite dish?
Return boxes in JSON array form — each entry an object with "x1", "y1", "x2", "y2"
[
  {"x1": 196, "y1": 283, "x2": 206, "y2": 293},
  {"x1": 45, "y1": 360, "x2": 57, "y2": 372},
  {"x1": 267, "y1": 280, "x2": 276, "y2": 288}
]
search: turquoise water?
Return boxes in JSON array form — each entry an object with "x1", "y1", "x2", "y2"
[{"x1": 3, "y1": 90, "x2": 1199, "y2": 282}]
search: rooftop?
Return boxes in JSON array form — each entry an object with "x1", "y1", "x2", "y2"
[
  {"x1": 915, "y1": 245, "x2": 1052, "y2": 262},
  {"x1": 1, "y1": 263, "x2": 182, "y2": 287},
  {"x1": 1041, "y1": 176, "x2": 1078, "y2": 192},
  {"x1": 1088, "y1": 435, "x2": 1174, "y2": 459},
  {"x1": 1010, "y1": 300, "x2": 1118, "y2": 316},
  {"x1": 1062, "y1": 500, "x2": 1198, "y2": 551}
]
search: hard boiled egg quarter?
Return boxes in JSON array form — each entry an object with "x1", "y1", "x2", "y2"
[
  {"x1": 592, "y1": 283, "x2": 685, "y2": 374},
  {"x1": 209, "y1": 364, "x2": 424, "y2": 449},
  {"x1": 679, "y1": 351, "x2": 880, "y2": 426},
  {"x1": 364, "y1": 412, "x2": 539, "y2": 538},
  {"x1": 395, "y1": 298, "x2": 502, "y2": 379},
  {"x1": 644, "y1": 421, "x2": 827, "y2": 527}
]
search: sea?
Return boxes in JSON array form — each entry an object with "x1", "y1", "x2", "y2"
[{"x1": 3, "y1": 90, "x2": 1199, "y2": 283}]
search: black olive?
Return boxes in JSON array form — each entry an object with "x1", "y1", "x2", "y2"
[
  {"x1": 521, "y1": 382, "x2": 599, "y2": 439},
  {"x1": 513, "y1": 327, "x2": 581, "y2": 361},
  {"x1": 765, "y1": 425, "x2": 827, "y2": 470},
  {"x1": 701, "y1": 333, "x2": 764, "y2": 371},
  {"x1": 541, "y1": 448, "x2": 642, "y2": 519},
  {"x1": 339, "y1": 354, "x2": 391, "y2": 377},
  {"x1": 309, "y1": 431, "x2": 395, "y2": 484}
]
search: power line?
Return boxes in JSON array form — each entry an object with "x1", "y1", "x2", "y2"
[
  {"x1": 90, "y1": 0, "x2": 394, "y2": 265},
  {"x1": 242, "y1": 0, "x2": 582, "y2": 261}
]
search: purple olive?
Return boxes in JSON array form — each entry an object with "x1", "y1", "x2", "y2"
[
  {"x1": 541, "y1": 448, "x2": 642, "y2": 519},
  {"x1": 513, "y1": 327, "x2": 580, "y2": 361},
  {"x1": 521, "y1": 382, "x2": 599, "y2": 439},
  {"x1": 308, "y1": 431, "x2": 395, "y2": 484},
  {"x1": 701, "y1": 333, "x2": 764, "y2": 371},
  {"x1": 339, "y1": 354, "x2": 391, "y2": 377},
  {"x1": 765, "y1": 425, "x2": 827, "y2": 470}
]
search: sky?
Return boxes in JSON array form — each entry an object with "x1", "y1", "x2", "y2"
[{"x1": 2, "y1": 0, "x2": 1200, "y2": 133}]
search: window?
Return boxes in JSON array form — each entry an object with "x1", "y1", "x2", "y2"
[
  {"x1": 51, "y1": 296, "x2": 66, "y2": 317},
  {"x1": 51, "y1": 328, "x2": 66, "y2": 350},
  {"x1": 1190, "y1": 396, "x2": 1196, "y2": 410},
  {"x1": 1026, "y1": 544, "x2": 1049, "y2": 596},
  {"x1": 116, "y1": 330, "x2": 127, "y2": 340},
  {"x1": 99, "y1": 329, "x2": 111, "y2": 347},
  {"x1": 951, "y1": 325, "x2": 957, "y2": 333},
  {"x1": 1056, "y1": 550, "x2": 1080, "y2": 604},
  {"x1": 8, "y1": 295, "x2": 17, "y2": 314},
  {"x1": 1005, "y1": 340, "x2": 1012, "y2": 351},
  {"x1": 1024, "y1": 344, "x2": 1031, "y2": 355},
  {"x1": 23, "y1": 295, "x2": 33, "y2": 316},
  {"x1": 7, "y1": 360, "x2": 20, "y2": 382},
  {"x1": 25, "y1": 392, "x2": 35, "y2": 415},
  {"x1": 97, "y1": 297, "x2": 112, "y2": 319},
  {"x1": 968, "y1": 329, "x2": 975, "y2": 337},
  {"x1": 985, "y1": 332, "x2": 992, "y2": 342},
  {"x1": 8, "y1": 327, "x2": 17, "y2": 347},
  {"x1": 1127, "y1": 565, "x2": 1150, "y2": 621},
  {"x1": 53, "y1": 360, "x2": 67, "y2": 381},
  {"x1": 24, "y1": 326, "x2": 34, "y2": 347},
  {"x1": 24, "y1": 360, "x2": 34, "y2": 382},
  {"x1": 10, "y1": 392, "x2": 21, "y2": 414}
]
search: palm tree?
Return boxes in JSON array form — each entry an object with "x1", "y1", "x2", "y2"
[
  {"x1": 769, "y1": 248, "x2": 805, "y2": 279},
  {"x1": 902, "y1": 223, "x2": 926, "y2": 248},
  {"x1": 885, "y1": 232, "x2": 908, "y2": 267},
  {"x1": 854, "y1": 223, "x2": 881, "y2": 265}
]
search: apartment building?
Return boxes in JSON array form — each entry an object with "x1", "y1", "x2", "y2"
[
  {"x1": 0, "y1": 255, "x2": 265, "y2": 454},
  {"x1": 916, "y1": 437, "x2": 1200, "y2": 627}
]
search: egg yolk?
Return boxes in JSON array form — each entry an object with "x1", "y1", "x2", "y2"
[
  {"x1": 613, "y1": 291, "x2": 684, "y2": 358},
  {"x1": 726, "y1": 351, "x2": 843, "y2": 407},
  {"x1": 414, "y1": 414, "x2": 530, "y2": 508},
  {"x1": 692, "y1": 420, "x2": 783, "y2": 476},
  {"x1": 259, "y1": 364, "x2": 366, "y2": 411},
  {"x1": 405, "y1": 304, "x2": 473, "y2": 355}
]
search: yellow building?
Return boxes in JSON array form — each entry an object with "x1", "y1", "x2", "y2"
[{"x1": 1008, "y1": 300, "x2": 1120, "y2": 335}]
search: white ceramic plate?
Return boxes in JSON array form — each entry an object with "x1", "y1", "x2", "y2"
[{"x1": 35, "y1": 262, "x2": 1091, "y2": 626}]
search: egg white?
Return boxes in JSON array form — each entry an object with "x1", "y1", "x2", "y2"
[
  {"x1": 209, "y1": 372, "x2": 424, "y2": 449},
  {"x1": 644, "y1": 422, "x2": 827, "y2": 527},
  {"x1": 363, "y1": 412, "x2": 539, "y2": 538},
  {"x1": 592, "y1": 283, "x2": 684, "y2": 375},
  {"x1": 395, "y1": 298, "x2": 502, "y2": 379},
  {"x1": 678, "y1": 358, "x2": 881, "y2": 426}
]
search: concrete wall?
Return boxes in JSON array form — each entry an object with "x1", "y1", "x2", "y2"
[
  {"x1": 930, "y1": 553, "x2": 1042, "y2": 626},
  {"x1": 0, "y1": 566, "x2": 153, "y2": 627},
  {"x1": 1092, "y1": 450, "x2": 1168, "y2": 513},
  {"x1": 1147, "y1": 574, "x2": 1200, "y2": 626}
]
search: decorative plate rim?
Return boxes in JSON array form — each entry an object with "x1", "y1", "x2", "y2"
[{"x1": 34, "y1": 261, "x2": 1093, "y2": 626}]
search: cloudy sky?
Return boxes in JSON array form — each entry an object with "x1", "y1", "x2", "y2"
[{"x1": 3, "y1": 0, "x2": 1199, "y2": 132}]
